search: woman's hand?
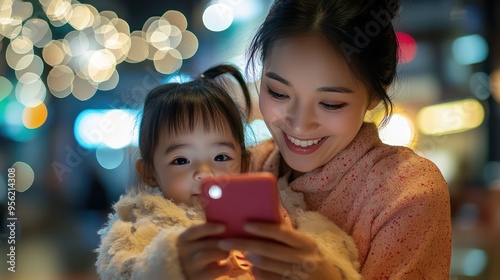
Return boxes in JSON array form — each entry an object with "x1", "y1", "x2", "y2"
[
  {"x1": 218, "y1": 223, "x2": 342, "y2": 280},
  {"x1": 177, "y1": 223, "x2": 230, "y2": 280}
]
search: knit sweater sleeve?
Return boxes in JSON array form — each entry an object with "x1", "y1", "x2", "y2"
[{"x1": 360, "y1": 156, "x2": 452, "y2": 279}]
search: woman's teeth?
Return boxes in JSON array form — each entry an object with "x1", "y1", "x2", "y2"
[{"x1": 287, "y1": 135, "x2": 323, "y2": 147}]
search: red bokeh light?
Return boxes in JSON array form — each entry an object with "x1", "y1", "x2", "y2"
[{"x1": 396, "y1": 31, "x2": 418, "y2": 64}]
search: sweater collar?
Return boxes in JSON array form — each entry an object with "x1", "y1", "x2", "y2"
[{"x1": 263, "y1": 122, "x2": 382, "y2": 193}]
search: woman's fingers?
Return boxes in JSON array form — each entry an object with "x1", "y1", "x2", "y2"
[
  {"x1": 218, "y1": 238, "x2": 305, "y2": 263},
  {"x1": 252, "y1": 267, "x2": 285, "y2": 280},
  {"x1": 193, "y1": 264, "x2": 229, "y2": 280},
  {"x1": 179, "y1": 223, "x2": 225, "y2": 242},
  {"x1": 244, "y1": 222, "x2": 316, "y2": 249},
  {"x1": 191, "y1": 249, "x2": 230, "y2": 268},
  {"x1": 246, "y1": 253, "x2": 293, "y2": 275}
]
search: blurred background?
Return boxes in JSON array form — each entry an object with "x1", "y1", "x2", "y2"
[{"x1": 0, "y1": 0, "x2": 499, "y2": 279}]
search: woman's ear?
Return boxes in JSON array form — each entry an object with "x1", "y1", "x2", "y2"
[
  {"x1": 135, "y1": 159, "x2": 158, "y2": 187},
  {"x1": 368, "y1": 98, "x2": 381, "y2": 110}
]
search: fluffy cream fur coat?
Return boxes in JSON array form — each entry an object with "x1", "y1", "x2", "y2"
[{"x1": 95, "y1": 182, "x2": 361, "y2": 280}]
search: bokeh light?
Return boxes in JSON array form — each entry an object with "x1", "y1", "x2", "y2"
[
  {"x1": 101, "y1": 110, "x2": 137, "y2": 149},
  {"x1": 4, "y1": 99, "x2": 24, "y2": 127},
  {"x1": 66, "y1": 30, "x2": 90, "y2": 57},
  {"x1": 97, "y1": 70, "x2": 119, "y2": 91},
  {"x1": 45, "y1": 0, "x2": 72, "y2": 27},
  {"x1": 71, "y1": 75, "x2": 97, "y2": 101},
  {"x1": 22, "y1": 102, "x2": 48, "y2": 129},
  {"x1": 163, "y1": 10, "x2": 188, "y2": 31},
  {"x1": 469, "y1": 72, "x2": 490, "y2": 100},
  {"x1": 452, "y1": 34, "x2": 488, "y2": 65},
  {"x1": 15, "y1": 54, "x2": 44, "y2": 80},
  {"x1": 74, "y1": 109, "x2": 138, "y2": 149},
  {"x1": 2, "y1": 100, "x2": 37, "y2": 142},
  {"x1": 0, "y1": 76, "x2": 13, "y2": 101},
  {"x1": 451, "y1": 248, "x2": 488, "y2": 277},
  {"x1": 68, "y1": 3, "x2": 95, "y2": 30},
  {"x1": 164, "y1": 73, "x2": 193, "y2": 84},
  {"x1": 203, "y1": 3, "x2": 234, "y2": 32},
  {"x1": 396, "y1": 32, "x2": 418, "y2": 64},
  {"x1": 87, "y1": 49, "x2": 116, "y2": 83},
  {"x1": 217, "y1": 0, "x2": 264, "y2": 22},
  {"x1": 0, "y1": 16, "x2": 22, "y2": 39},
  {"x1": 22, "y1": 18, "x2": 52, "y2": 48},
  {"x1": 11, "y1": 0, "x2": 33, "y2": 21},
  {"x1": 11, "y1": 161, "x2": 35, "y2": 192},
  {"x1": 126, "y1": 31, "x2": 149, "y2": 63},
  {"x1": 417, "y1": 98, "x2": 485, "y2": 135},
  {"x1": 96, "y1": 146, "x2": 124, "y2": 170},
  {"x1": 153, "y1": 48, "x2": 183, "y2": 74},
  {"x1": 176, "y1": 30, "x2": 198, "y2": 59},
  {"x1": 378, "y1": 113, "x2": 415, "y2": 147},
  {"x1": 47, "y1": 65, "x2": 74, "y2": 98},
  {"x1": 15, "y1": 73, "x2": 46, "y2": 107},
  {"x1": 6, "y1": 39, "x2": 34, "y2": 71},
  {"x1": 42, "y1": 40, "x2": 71, "y2": 66}
]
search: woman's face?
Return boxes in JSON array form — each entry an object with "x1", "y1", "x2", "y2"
[{"x1": 259, "y1": 35, "x2": 378, "y2": 173}]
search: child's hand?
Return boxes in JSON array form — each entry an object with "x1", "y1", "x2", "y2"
[{"x1": 177, "y1": 223, "x2": 230, "y2": 280}]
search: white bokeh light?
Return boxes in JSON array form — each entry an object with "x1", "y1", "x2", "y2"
[
  {"x1": 202, "y1": 3, "x2": 233, "y2": 32},
  {"x1": 378, "y1": 113, "x2": 415, "y2": 147}
]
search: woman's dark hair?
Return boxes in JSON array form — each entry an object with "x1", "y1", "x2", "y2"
[
  {"x1": 138, "y1": 64, "x2": 252, "y2": 183},
  {"x1": 247, "y1": 0, "x2": 400, "y2": 125}
]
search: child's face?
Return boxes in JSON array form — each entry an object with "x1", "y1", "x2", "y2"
[{"x1": 152, "y1": 123, "x2": 242, "y2": 206}]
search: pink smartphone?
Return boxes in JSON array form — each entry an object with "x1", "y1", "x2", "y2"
[{"x1": 201, "y1": 172, "x2": 281, "y2": 239}]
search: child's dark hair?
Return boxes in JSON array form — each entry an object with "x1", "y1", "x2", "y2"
[
  {"x1": 138, "y1": 64, "x2": 252, "y2": 184},
  {"x1": 247, "y1": 0, "x2": 400, "y2": 125}
]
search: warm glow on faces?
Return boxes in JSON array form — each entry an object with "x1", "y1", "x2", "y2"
[
  {"x1": 152, "y1": 123, "x2": 242, "y2": 206},
  {"x1": 259, "y1": 35, "x2": 377, "y2": 173}
]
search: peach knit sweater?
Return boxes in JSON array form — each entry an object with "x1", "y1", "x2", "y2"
[{"x1": 251, "y1": 122, "x2": 452, "y2": 279}]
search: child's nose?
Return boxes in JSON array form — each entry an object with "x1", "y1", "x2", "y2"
[{"x1": 194, "y1": 164, "x2": 214, "y2": 181}]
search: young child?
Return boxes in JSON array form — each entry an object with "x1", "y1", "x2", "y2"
[{"x1": 95, "y1": 64, "x2": 361, "y2": 280}]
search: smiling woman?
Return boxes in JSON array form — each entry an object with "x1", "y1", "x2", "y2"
[{"x1": 233, "y1": 0, "x2": 453, "y2": 279}]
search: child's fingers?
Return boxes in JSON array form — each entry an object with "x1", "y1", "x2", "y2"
[{"x1": 179, "y1": 223, "x2": 225, "y2": 242}]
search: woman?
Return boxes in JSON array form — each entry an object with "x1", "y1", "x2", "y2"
[{"x1": 215, "y1": 0, "x2": 452, "y2": 279}]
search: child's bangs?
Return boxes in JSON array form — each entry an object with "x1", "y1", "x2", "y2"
[{"x1": 162, "y1": 96, "x2": 232, "y2": 138}]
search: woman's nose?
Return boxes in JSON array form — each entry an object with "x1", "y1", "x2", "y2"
[
  {"x1": 194, "y1": 164, "x2": 214, "y2": 181},
  {"x1": 285, "y1": 102, "x2": 318, "y2": 133}
]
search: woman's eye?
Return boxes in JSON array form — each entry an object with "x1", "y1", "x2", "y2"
[
  {"x1": 267, "y1": 87, "x2": 288, "y2": 100},
  {"x1": 171, "y1": 158, "x2": 190, "y2": 165},
  {"x1": 214, "y1": 154, "x2": 231, "y2": 161},
  {"x1": 321, "y1": 102, "x2": 347, "y2": 111}
]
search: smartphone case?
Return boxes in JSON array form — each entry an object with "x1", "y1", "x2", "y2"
[{"x1": 201, "y1": 172, "x2": 280, "y2": 239}]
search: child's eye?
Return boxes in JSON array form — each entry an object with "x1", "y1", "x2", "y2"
[
  {"x1": 171, "y1": 158, "x2": 190, "y2": 165},
  {"x1": 214, "y1": 154, "x2": 231, "y2": 161},
  {"x1": 267, "y1": 87, "x2": 288, "y2": 100},
  {"x1": 321, "y1": 102, "x2": 347, "y2": 111}
]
